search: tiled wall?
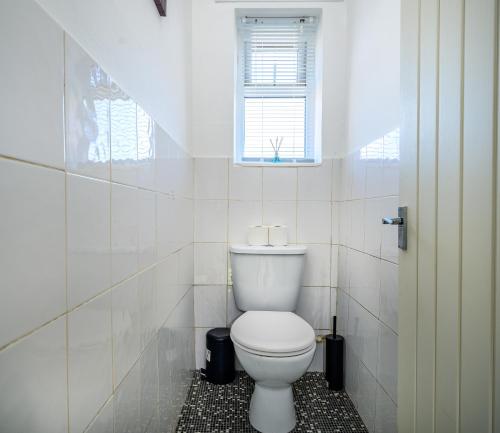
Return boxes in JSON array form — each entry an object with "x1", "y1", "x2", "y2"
[
  {"x1": 0, "y1": 2, "x2": 194, "y2": 433},
  {"x1": 335, "y1": 131, "x2": 400, "y2": 433},
  {"x1": 193, "y1": 158, "x2": 338, "y2": 371}
]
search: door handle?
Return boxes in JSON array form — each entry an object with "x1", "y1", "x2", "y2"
[
  {"x1": 381, "y1": 206, "x2": 407, "y2": 250},
  {"x1": 382, "y1": 217, "x2": 404, "y2": 225}
]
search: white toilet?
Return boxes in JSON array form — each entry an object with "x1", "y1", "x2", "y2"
[{"x1": 229, "y1": 244, "x2": 315, "y2": 433}]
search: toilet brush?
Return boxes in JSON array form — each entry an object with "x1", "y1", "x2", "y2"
[{"x1": 325, "y1": 316, "x2": 345, "y2": 390}]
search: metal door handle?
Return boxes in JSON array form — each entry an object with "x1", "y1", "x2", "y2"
[
  {"x1": 382, "y1": 217, "x2": 404, "y2": 225},
  {"x1": 381, "y1": 206, "x2": 408, "y2": 250}
]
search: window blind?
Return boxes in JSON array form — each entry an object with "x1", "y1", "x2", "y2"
[{"x1": 237, "y1": 16, "x2": 318, "y2": 163}]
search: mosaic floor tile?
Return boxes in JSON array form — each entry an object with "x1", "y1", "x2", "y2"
[{"x1": 175, "y1": 371, "x2": 368, "y2": 433}]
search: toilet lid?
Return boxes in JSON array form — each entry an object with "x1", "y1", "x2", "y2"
[{"x1": 230, "y1": 311, "x2": 315, "y2": 357}]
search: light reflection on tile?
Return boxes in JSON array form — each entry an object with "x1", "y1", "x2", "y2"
[
  {"x1": 137, "y1": 105, "x2": 156, "y2": 190},
  {"x1": 110, "y1": 83, "x2": 138, "y2": 186},
  {"x1": 65, "y1": 35, "x2": 111, "y2": 180}
]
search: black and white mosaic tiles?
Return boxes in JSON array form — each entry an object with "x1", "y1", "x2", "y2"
[{"x1": 176, "y1": 371, "x2": 369, "y2": 433}]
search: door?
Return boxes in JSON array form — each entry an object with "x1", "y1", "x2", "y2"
[{"x1": 398, "y1": 1, "x2": 499, "y2": 432}]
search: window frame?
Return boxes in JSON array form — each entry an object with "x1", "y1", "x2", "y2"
[{"x1": 234, "y1": 15, "x2": 322, "y2": 166}]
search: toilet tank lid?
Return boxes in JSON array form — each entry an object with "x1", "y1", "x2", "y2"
[{"x1": 229, "y1": 244, "x2": 307, "y2": 255}]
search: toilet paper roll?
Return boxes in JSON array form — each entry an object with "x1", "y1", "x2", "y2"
[
  {"x1": 269, "y1": 225, "x2": 288, "y2": 246},
  {"x1": 248, "y1": 225, "x2": 269, "y2": 246}
]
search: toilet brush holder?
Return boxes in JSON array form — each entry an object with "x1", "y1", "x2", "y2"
[{"x1": 325, "y1": 316, "x2": 344, "y2": 391}]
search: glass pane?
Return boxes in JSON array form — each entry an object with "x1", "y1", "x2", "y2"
[{"x1": 244, "y1": 97, "x2": 305, "y2": 159}]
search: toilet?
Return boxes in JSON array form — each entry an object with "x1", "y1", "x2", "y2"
[{"x1": 229, "y1": 244, "x2": 315, "y2": 433}]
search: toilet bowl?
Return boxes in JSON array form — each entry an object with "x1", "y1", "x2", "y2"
[{"x1": 231, "y1": 311, "x2": 316, "y2": 433}]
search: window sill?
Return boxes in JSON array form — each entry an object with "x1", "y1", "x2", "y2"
[{"x1": 233, "y1": 161, "x2": 322, "y2": 168}]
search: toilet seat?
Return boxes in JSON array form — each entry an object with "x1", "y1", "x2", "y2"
[{"x1": 230, "y1": 311, "x2": 315, "y2": 358}]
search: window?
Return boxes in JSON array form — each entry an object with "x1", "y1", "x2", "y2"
[{"x1": 235, "y1": 16, "x2": 320, "y2": 165}]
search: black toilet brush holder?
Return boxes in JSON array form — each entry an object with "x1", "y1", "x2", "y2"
[{"x1": 325, "y1": 316, "x2": 344, "y2": 391}]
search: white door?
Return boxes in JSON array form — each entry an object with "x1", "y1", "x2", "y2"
[{"x1": 399, "y1": 1, "x2": 499, "y2": 432}]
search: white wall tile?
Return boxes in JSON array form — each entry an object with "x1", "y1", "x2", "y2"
[
  {"x1": 154, "y1": 128, "x2": 175, "y2": 195},
  {"x1": 195, "y1": 328, "x2": 211, "y2": 370},
  {"x1": 156, "y1": 194, "x2": 177, "y2": 258},
  {"x1": 110, "y1": 85, "x2": 139, "y2": 187},
  {"x1": 296, "y1": 287, "x2": 330, "y2": 329},
  {"x1": 336, "y1": 289, "x2": 349, "y2": 334},
  {"x1": 347, "y1": 298, "x2": 379, "y2": 377},
  {"x1": 374, "y1": 386, "x2": 397, "y2": 433},
  {"x1": 85, "y1": 398, "x2": 114, "y2": 433},
  {"x1": 194, "y1": 243, "x2": 228, "y2": 285},
  {"x1": 331, "y1": 159, "x2": 342, "y2": 202},
  {"x1": 380, "y1": 260, "x2": 398, "y2": 333},
  {"x1": 112, "y1": 276, "x2": 141, "y2": 387},
  {"x1": 298, "y1": 161, "x2": 332, "y2": 201},
  {"x1": 156, "y1": 251, "x2": 191, "y2": 328},
  {"x1": 229, "y1": 164, "x2": 262, "y2": 201},
  {"x1": 0, "y1": 159, "x2": 66, "y2": 347},
  {"x1": 0, "y1": 317, "x2": 67, "y2": 433},
  {"x1": 138, "y1": 189, "x2": 156, "y2": 270},
  {"x1": 351, "y1": 153, "x2": 366, "y2": 200},
  {"x1": 380, "y1": 196, "x2": 399, "y2": 263},
  {"x1": 382, "y1": 149, "x2": 400, "y2": 197},
  {"x1": 113, "y1": 361, "x2": 140, "y2": 433},
  {"x1": 308, "y1": 330, "x2": 327, "y2": 372},
  {"x1": 194, "y1": 285, "x2": 227, "y2": 328},
  {"x1": 339, "y1": 201, "x2": 351, "y2": 246},
  {"x1": 365, "y1": 159, "x2": 384, "y2": 198},
  {"x1": 382, "y1": 161, "x2": 399, "y2": 197},
  {"x1": 303, "y1": 244, "x2": 331, "y2": 287},
  {"x1": 338, "y1": 246, "x2": 350, "y2": 291},
  {"x1": 377, "y1": 323, "x2": 398, "y2": 402},
  {"x1": 228, "y1": 201, "x2": 262, "y2": 243},
  {"x1": 178, "y1": 244, "x2": 194, "y2": 287},
  {"x1": 332, "y1": 201, "x2": 340, "y2": 245},
  {"x1": 337, "y1": 141, "x2": 399, "y2": 417},
  {"x1": 349, "y1": 199, "x2": 365, "y2": 250},
  {"x1": 363, "y1": 198, "x2": 382, "y2": 256},
  {"x1": 339, "y1": 158, "x2": 352, "y2": 201},
  {"x1": 263, "y1": 167, "x2": 297, "y2": 201},
  {"x1": 0, "y1": 0, "x2": 64, "y2": 169},
  {"x1": 226, "y1": 286, "x2": 243, "y2": 326},
  {"x1": 136, "y1": 106, "x2": 156, "y2": 191},
  {"x1": 176, "y1": 151, "x2": 194, "y2": 199},
  {"x1": 155, "y1": 255, "x2": 178, "y2": 327},
  {"x1": 139, "y1": 269, "x2": 157, "y2": 351},
  {"x1": 111, "y1": 184, "x2": 139, "y2": 284},
  {"x1": 330, "y1": 287, "x2": 337, "y2": 318},
  {"x1": 65, "y1": 35, "x2": 110, "y2": 180},
  {"x1": 331, "y1": 245, "x2": 339, "y2": 287},
  {"x1": 194, "y1": 200, "x2": 228, "y2": 242},
  {"x1": 356, "y1": 362, "x2": 377, "y2": 431},
  {"x1": 297, "y1": 201, "x2": 331, "y2": 244},
  {"x1": 178, "y1": 197, "x2": 194, "y2": 247},
  {"x1": 263, "y1": 201, "x2": 297, "y2": 244},
  {"x1": 67, "y1": 174, "x2": 111, "y2": 308},
  {"x1": 345, "y1": 346, "x2": 360, "y2": 402},
  {"x1": 1, "y1": 19, "x2": 194, "y2": 433},
  {"x1": 68, "y1": 292, "x2": 113, "y2": 433},
  {"x1": 349, "y1": 250, "x2": 380, "y2": 316},
  {"x1": 195, "y1": 158, "x2": 228, "y2": 199},
  {"x1": 139, "y1": 339, "x2": 159, "y2": 432}
]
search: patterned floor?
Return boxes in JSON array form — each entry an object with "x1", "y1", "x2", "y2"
[{"x1": 176, "y1": 371, "x2": 368, "y2": 433}]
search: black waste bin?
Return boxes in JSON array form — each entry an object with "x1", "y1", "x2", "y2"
[{"x1": 200, "y1": 328, "x2": 235, "y2": 384}]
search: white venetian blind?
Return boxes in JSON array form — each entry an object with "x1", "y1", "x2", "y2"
[{"x1": 236, "y1": 16, "x2": 318, "y2": 163}]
